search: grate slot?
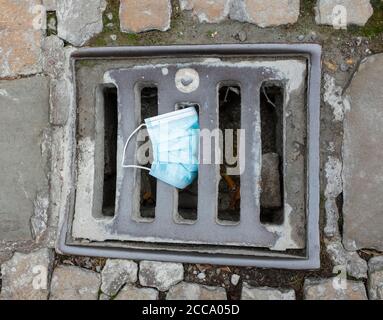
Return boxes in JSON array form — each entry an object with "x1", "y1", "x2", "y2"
[
  {"x1": 176, "y1": 103, "x2": 200, "y2": 223},
  {"x1": 260, "y1": 83, "x2": 284, "y2": 225},
  {"x1": 138, "y1": 86, "x2": 158, "y2": 219},
  {"x1": 218, "y1": 85, "x2": 241, "y2": 223},
  {"x1": 101, "y1": 86, "x2": 118, "y2": 217}
]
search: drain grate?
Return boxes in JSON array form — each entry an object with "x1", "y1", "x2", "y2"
[{"x1": 57, "y1": 44, "x2": 321, "y2": 269}]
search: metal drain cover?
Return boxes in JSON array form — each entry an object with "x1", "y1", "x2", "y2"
[{"x1": 57, "y1": 44, "x2": 321, "y2": 269}]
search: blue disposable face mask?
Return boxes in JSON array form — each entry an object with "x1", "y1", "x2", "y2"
[{"x1": 122, "y1": 107, "x2": 199, "y2": 189}]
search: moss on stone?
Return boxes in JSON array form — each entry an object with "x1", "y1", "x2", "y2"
[
  {"x1": 359, "y1": 0, "x2": 383, "y2": 38},
  {"x1": 86, "y1": 0, "x2": 382, "y2": 53}
]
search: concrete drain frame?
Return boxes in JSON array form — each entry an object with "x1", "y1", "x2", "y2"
[{"x1": 57, "y1": 44, "x2": 321, "y2": 269}]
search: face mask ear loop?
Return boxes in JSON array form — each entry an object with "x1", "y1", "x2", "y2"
[{"x1": 121, "y1": 123, "x2": 151, "y2": 171}]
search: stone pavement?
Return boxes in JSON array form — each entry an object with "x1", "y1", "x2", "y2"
[{"x1": 0, "y1": 0, "x2": 383, "y2": 300}]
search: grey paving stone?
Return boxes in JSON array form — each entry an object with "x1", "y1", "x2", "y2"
[
  {"x1": 57, "y1": 0, "x2": 106, "y2": 46},
  {"x1": 139, "y1": 261, "x2": 184, "y2": 291},
  {"x1": 230, "y1": 0, "x2": 300, "y2": 27},
  {"x1": 0, "y1": 248, "x2": 54, "y2": 300},
  {"x1": 368, "y1": 255, "x2": 383, "y2": 300},
  {"x1": 315, "y1": 0, "x2": 373, "y2": 27},
  {"x1": 101, "y1": 259, "x2": 138, "y2": 296},
  {"x1": 241, "y1": 283, "x2": 295, "y2": 300},
  {"x1": 304, "y1": 278, "x2": 367, "y2": 300},
  {"x1": 0, "y1": 76, "x2": 50, "y2": 242},
  {"x1": 343, "y1": 54, "x2": 383, "y2": 251},
  {"x1": 114, "y1": 285, "x2": 159, "y2": 300},
  {"x1": 50, "y1": 265, "x2": 101, "y2": 300},
  {"x1": 166, "y1": 282, "x2": 227, "y2": 300}
]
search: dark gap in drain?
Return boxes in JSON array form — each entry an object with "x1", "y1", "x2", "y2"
[
  {"x1": 102, "y1": 87, "x2": 117, "y2": 217},
  {"x1": 218, "y1": 86, "x2": 241, "y2": 223},
  {"x1": 260, "y1": 84, "x2": 284, "y2": 225},
  {"x1": 139, "y1": 87, "x2": 158, "y2": 219},
  {"x1": 336, "y1": 192, "x2": 344, "y2": 235},
  {"x1": 46, "y1": 11, "x2": 57, "y2": 36},
  {"x1": 177, "y1": 103, "x2": 200, "y2": 222}
]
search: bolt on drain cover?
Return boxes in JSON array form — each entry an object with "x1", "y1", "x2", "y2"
[{"x1": 57, "y1": 44, "x2": 321, "y2": 269}]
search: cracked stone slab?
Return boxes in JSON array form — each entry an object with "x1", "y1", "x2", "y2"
[
  {"x1": 0, "y1": 248, "x2": 54, "y2": 300},
  {"x1": 101, "y1": 259, "x2": 138, "y2": 296},
  {"x1": 368, "y1": 256, "x2": 383, "y2": 300},
  {"x1": 325, "y1": 240, "x2": 367, "y2": 279},
  {"x1": 241, "y1": 283, "x2": 295, "y2": 300},
  {"x1": 315, "y1": 0, "x2": 373, "y2": 27},
  {"x1": 166, "y1": 282, "x2": 227, "y2": 300},
  {"x1": 42, "y1": 36, "x2": 65, "y2": 79},
  {"x1": 57, "y1": 0, "x2": 106, "y2": 46},
  {"x1": 50, "y1": 265, "x2": 101, "y2": 300},
  {"x1": 119, "y1": 0, "x2": 171, "y2": 33},
  {"x1": 0, "y1": 0, "x2": 43, "y2": 77},
  {"x1": 114, "y1": 285, "x2": 159, "y2": 300},
  {"x1": 230, "y1": 0, "x2": 300, "y2": 27},
  {"x1": 343, "y1": 54, "x2": 383, "y2": 251},
  {"x1": 304, "y1": 278, "x2": 367, "y2": 300},
  {"x1": 180, "y1": 0, "x2": 231, "y2": 23},
  {"x1": 0, "y1": 76, "x2": 50, "y2": 242},
  {"x1": 139, "y1": 261, "x2": 184, "y2": 291},
  {"x1": 323, "y1": 74, "x2": 349, "y2": 122}
]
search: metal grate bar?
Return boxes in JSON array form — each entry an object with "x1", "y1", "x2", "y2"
[{"x1": 240, "y1": 81, "x2": 262, "y2": 227}]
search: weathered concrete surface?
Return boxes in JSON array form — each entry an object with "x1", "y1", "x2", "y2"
[
  {"x1": 120, "y1": 0, "x2": 172, "y2": 33},
  {"x1": 166, "y1": 282, "x2": 227, "y2": 300},
  {"x1": 57, "y1": 0, "x2": 106, "y2": 46},
  {"x1": 50, "y1": 265, "x2": 101, "y2": 300},
  {"x1": 0, "y1": 0, "x2": 43, "y2": 77},
  {"x1": 324, "y1": 155, "x2": 343, "y2": 238},
  {"x1": 0, "y1": 248, "x2": 53, "y2": 300},
  {"x1": 323, "y1": 74, "x2": 348, "y2": 122},
  {"x1": 368, "y1": 256, "x2": 383, "y2": 300},
  {"x1": 42, "y1": 36, "x2": 66, "y2": 80},
  {"x1": 304, "y1": 278, "x2": 367, "y2": 300},
  {"x1": 101, "y1": 259, "x2": 138, "y2": 296},
  {"x1": 180, "y1": 0, "x2": 231, "y2": 23},
  {"x1": 0, "y1": 76, "x2": 50, "y2": 242},
  {"x1": 241, "y1": 283, "x2": 296, "y2": 300},
  {"x1": 315, "y1": 0, "x2": 373, "y2": 27},
  {"x1": 114, "y1": 285, "x2": 159, "y2": 300},
  {"x1": 343, "y1": 54, "x2": 383, "y2": 252},
  {"x1": 139, "y1": 261, "x2": 184, "y2": 291},
  {"x1": 43, "y1": 0, "x2": 56, "y2": 11},
  {"x1": 230, "y1": 0, "x2": 300, "y2": 27}
]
